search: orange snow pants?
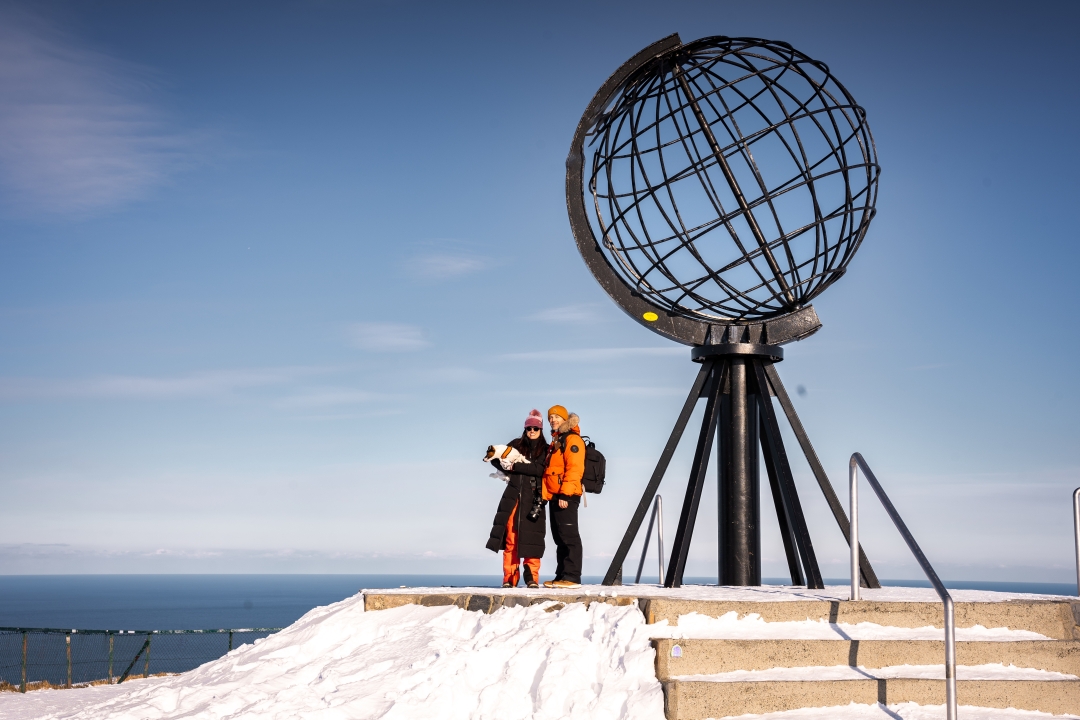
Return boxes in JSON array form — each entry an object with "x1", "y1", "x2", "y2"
[{"x1": 503, "y1": 502, "x2": 541, "y2": 587}]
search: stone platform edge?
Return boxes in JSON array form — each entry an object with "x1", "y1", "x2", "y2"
[
  {"x1": 362, "y1": 591, "x2": 638, "y2": 615},
  {"x1": 362, "y1": 592, "x2": 1080, "y2": 639}
]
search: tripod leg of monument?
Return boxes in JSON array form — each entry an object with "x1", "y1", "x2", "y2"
[
  {"x1": 601, "y1": 360, "x2": 714, "y2": 586},
  {"x1": 716, "y1": 396, "x2": 727, "y2": 585},
  {"x1": 718, "y1": 357, "x2": 761, "y2": 585},
  {"x1": 753, "y1": 359, "x2": 824, "y2": 589},
  {"x1": 763, "y1": 363, "x2": 881, "y2": 589},
  {"x1": 665, "y1": 362, "x2": 725, "y2": 588},
  {"x1": 760, "y1": 414, "x2": 805, "y2": 585},
  {"x1": 747, "y1": 394, "x2": 760, "y2": 582}
]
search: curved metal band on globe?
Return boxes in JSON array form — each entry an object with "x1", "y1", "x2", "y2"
[
  {"x1": 566, "y1": 34, "x2": 698, "y2": 346},
  {"x1": 690, "y1": 343, "x2": 783, "y2": 363}
]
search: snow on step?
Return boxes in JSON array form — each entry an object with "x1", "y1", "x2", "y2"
[
  {"x1": 675, "y1": 663, "x2": 1078, "y2": 682},
  {"x1": 650, "y1": 611, "x2": 1050, "y2": 641},
  {"x1": 713, "y1": 701, "x2": 1079, "y2": 719},
  {"x1": 0, "y1": 596, "x2": 665, "y2": 720}
]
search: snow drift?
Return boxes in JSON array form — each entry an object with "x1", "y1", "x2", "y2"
[{"x1": 0, "y1": 594, "x2": 665, "y2": 720}]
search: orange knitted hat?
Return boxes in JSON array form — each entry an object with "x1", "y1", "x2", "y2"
[{"x1": 547, "y1": 405, "x2": 568, "y2": 421}]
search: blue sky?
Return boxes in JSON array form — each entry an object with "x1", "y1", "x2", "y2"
[{"x1": 0, "y1": 0, "x2": 1078, "y2": 582}]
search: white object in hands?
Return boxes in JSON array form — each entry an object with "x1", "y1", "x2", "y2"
[{"x1": 483, "y1": 444, "x2": 530, "y2": 481}]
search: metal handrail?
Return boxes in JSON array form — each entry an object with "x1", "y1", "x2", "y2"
[
  {"x1": 1073, "y1": 488, "x2": 1080, "y2": 596},
  {"x1": 635, "y1": 495, "x2": 665, "y2": 583},
  {"x1": 849, "y1": 453, "x2": 956, "y2": 720}
]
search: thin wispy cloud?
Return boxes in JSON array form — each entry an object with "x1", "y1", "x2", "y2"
[
  {"x1": 907, "y1": 362, "x2": 956, "y2": 372},
  {"x1": 563, "y1": 385, "x2": 684, "y2": 397},
  {"x1": 423, "y1": 366, "x2": 487, "y2": 384},
  {"x1": 527, "y1": 303, "x2": 606, "y2": 324},
  {"x1": 277, "y1": 387, "x2": 383, "y2": 408},
  {"x1": 0, "y1": 367, "x2": 316, "y2": 400},
  {"x1": 495, "y1": 385, "x2": 684, "y2": 398},
  {"x1": 348, "y1": 322, "x2": 428, "y2": 352},
  {"x1": 497, "y1": 347, "x2": 682, "y2": 362},
  {"x1": 0, "y1": 8, "x2": 193, "y2": 216},
  {"x1": 409, "y1": 252, "x2": 485, "y2": 279}
]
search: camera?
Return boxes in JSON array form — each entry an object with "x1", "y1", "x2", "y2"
[{"x1": 526, "y1": 492, "x2": 546, "y2": 522}]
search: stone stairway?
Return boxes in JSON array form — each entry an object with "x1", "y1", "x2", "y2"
[
  {"x1": 644, "y1": 596, "x2": 1080, "y2": 718},
  {"x1": 361, "y1": 586, "x2": 1080, "y2": 717}
]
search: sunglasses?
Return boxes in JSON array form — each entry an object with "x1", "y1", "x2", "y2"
[{"x1": 524, "y1": 426, "x2": 542, "y2": 432}]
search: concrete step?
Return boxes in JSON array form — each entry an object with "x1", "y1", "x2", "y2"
[
  {"x1": 713, "y1": 704, "x2": 1080, "y2": 719},
  {"x1": 640, "y1": 598, "x2": 1080, "y2": 639},
  {"x1": 653, "y1": 638, "x2": 1080, "y2": 677},
  {"x1": 663, "y1": 671, "x2": 1080, "y2": 718}
]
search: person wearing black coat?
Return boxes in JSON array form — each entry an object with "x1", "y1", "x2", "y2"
[{"x1": 486, "y1": 409, "x2": 548, "y2": 588}]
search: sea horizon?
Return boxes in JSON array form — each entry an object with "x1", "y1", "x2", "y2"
[{"x1": 0, "y1": 574, "x2": 1074, "y2": 632}]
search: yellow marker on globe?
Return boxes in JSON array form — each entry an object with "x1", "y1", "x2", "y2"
[{"x1": 642, "y1": 312, "x2": 658, "y2": 322}]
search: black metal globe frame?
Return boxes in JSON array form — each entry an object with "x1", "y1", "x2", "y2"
[
  {"x1": 567, "y1": 34, "x2": 881, "y2": 590},
  {"x1": 568, "y1": 34, "x2": 879, "y2": 341}
]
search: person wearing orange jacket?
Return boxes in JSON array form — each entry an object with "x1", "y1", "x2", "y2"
[{"x1": 541, "y1": 405, "x2": 585, "y2": 588}]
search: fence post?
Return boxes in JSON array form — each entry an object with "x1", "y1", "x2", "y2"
[
  {"x1": 144, "y1": 634, "x2": 151, "y2": 678},
  {"x1": 228, "y1": 630, "x2": 233, "y2": 652},
  {"x1": 117, "y1": 638, "x2": 150, "y2": 684},
  {"x1": 66, "y1": 634, "x2": 72, "y2": 688},
  {"x1": 108, "y1": 633, "x2": 114, "y2": 684},
  {"x1": 20, "y1": 632, "x2": 27, "y2": 693}
]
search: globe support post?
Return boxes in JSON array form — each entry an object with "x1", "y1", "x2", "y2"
[
  {"x1": 720, "y1": 355, "x2": 760, "y2": 585},
  {"x1": 604, "y1": 341, "x2": 838, "y2": 587},
  {"x1": 674, "y1": 340, "x2": 825, "y2": 589},
  {"x1": 602, "y1": 336, "x2": 870, "y2": 589}
]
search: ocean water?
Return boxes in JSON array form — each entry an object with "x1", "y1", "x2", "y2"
[
  {"x1": 0, "y1": 575, "x2": 503, "y2": 630},
  {"x1": 0, "y1": 575, "x2": 1074, "y2": 631}
]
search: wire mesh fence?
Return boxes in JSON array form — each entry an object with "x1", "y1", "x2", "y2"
[{"x1": 0, "y1": 627, "x2": 282, "y2": 692}]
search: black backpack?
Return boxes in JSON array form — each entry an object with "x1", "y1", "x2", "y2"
[{"x1": 559, "y1": 434, "x2": 607, "y2": 494}]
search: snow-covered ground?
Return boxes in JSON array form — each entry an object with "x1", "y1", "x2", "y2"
[
  {"x1": 2, "y1": 591, "x2": 1075, "y2": 720},
  {"x1": 371, "y1": 584, "x2": 1074, "y2": 603},
  {"x1": 651, "y1": 611, "x2": 1051, "y2": 640},
  {"x1": 0, "y1": 594, "x2": 664, "y2": 720}
]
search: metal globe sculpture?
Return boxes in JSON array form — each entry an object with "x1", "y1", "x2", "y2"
[
  {"x1": 568, "y1": 34, "x2": 878, "y2": 344},
  {"x1": 577, "y1": 35, "x2": 884, "y2": 591}
]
